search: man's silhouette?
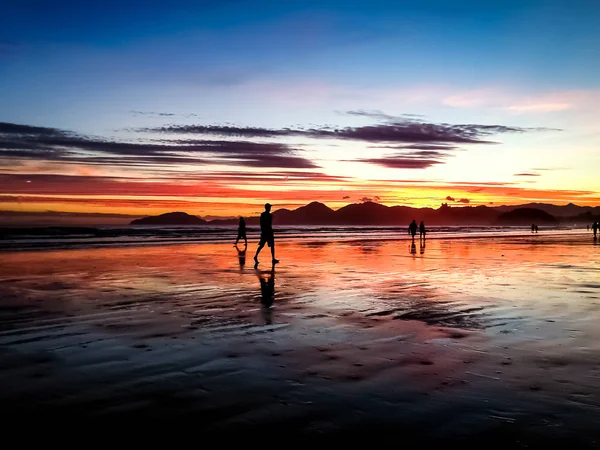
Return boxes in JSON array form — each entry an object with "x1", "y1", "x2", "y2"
[
  {"x1": 593, "y1": 221, "x2": 599, "y2": 238},
  {"x1": 254, "y1": 203, "x2": 279, "y2": 266},
  {"x1": 234, "y1": 216, "x2": 247, "y2": 246},
  {"x1": 419, "y1": 221, "x2": 426, "y2": 239},
  {"x1": 408, "y1": 219, "x2": 418, "y2": 240}
]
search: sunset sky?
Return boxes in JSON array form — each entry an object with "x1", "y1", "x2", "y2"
[{"x1": 1, "y1": 0, "x2": 599, "y2": 220}]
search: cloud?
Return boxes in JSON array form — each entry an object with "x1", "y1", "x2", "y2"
[
  {"x1": 343, "y1": 195, "x2": 350, "y2": 199},
  {"x1": 514, "y1": 172, "x2": 541, "y2": 177},
  {"x1": 131, "y1": 110, "x2": 176, "y2": 117},
  {"x1": 458, "y1": 198, "x2": 470, "y2": 204},
  {"x1": 343, "y1": 109, "x2": 425, "y2": 122},
  {"x1": 446, "y1": 196, "x2": 455, "y2": 201},
  {"x1": 140, "y1": 119, "x2": 542, "y2": 145},
  {"x1": 356, "y1": 156, "x2": 443, "y2": 169},
  {"x1": 0, "y1": 122, "x2": 319, "y2": 170}
]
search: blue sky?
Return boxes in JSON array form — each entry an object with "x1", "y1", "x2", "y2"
[{"x1": 0, "y1": 0, "x2": 599, "y2": 217}]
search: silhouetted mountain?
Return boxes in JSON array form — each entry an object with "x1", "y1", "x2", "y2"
[
  {"x1": 495, "y1": 208, "x2": 558, "y2": 225},
  {"x1": 131, "y1": 212, "x2": 208, "y2": 225},
  {"x1": 128, "y1": 201, "x2": 597, "y2": 227},
  {"x1": 494, "y1": 202, "x2": 600, "y2": 217},
  {"x1": 274, "y1": 201, "x2": 336, "y2": 224}
]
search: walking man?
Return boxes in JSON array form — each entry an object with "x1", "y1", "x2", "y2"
[
  {"x1": 254, "y1": 203, "x2": 279, "y2": 267},
  {"x1": 408, "y1": 219, "x2": 418, "y2": 240}
]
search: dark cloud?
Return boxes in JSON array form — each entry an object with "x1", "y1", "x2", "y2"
[
  {"x1": 142, "y1": 119, "x2": 546, "y2": 146},
  {"x1": 0, "y1": 122, "x2": 318, "y2": 170},
  {"x1": 514, "y1": 172, "x2": 541, "y2": 177},
  {"x1": 446, "y1": 196, "x2": 455, "y2": 201},
  {"x1": 458, "y1": 198, "x2": 470, "y2": 204},
  {"x1": 355, "y1": 154, "x2": 444, "y2": 169},
  {"x1": 343, "y1": 195, "x2": 350, "y2": 199}
]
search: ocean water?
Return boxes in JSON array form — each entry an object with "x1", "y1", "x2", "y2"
[{"x1": 0, "y1": 224, "x2": 588, "y2": 251}]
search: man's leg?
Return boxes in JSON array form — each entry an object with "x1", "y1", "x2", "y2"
[
  {"x1": 254, "y1": 242, "x2": 265, "y2": 263},
  {"x1": 271, "y1": 240, "x2": 278, "y2": 263}
]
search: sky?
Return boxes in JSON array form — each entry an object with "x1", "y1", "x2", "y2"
[{"x1": 1, "y1": 0, "x2": 599, "y2": 220}]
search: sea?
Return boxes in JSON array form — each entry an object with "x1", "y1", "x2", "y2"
[{"x1": 0, "y1": 224, "x2": 587, "y2": 251}]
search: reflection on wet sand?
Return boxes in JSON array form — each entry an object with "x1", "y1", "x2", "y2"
[
  {"x1": 256, "y1": 265, "x2": 275, "y2": 324},
  {"x1": 235, "y1": 243, "x2": 247, "y2": 269},
  {"x1": 0, "y1": 236, "x2": 600, "y2": 441}
]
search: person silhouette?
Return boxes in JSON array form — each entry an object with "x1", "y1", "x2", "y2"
[
  {"x1": 531, "y1": 224, "x2": 535, "y2": 233},
  {"x1": 419, "y1": 221, "x2": 426, "y2": 240},
  {"x1": 408, "y1": 219, "x2": 418, "y2": 240},
  {"x1": 254, "y1": 203, "x2": 279, "y2": 267},
  {"x1": 593, "y1": 221, "x2": 599, "y2": 238},
  {"x1": 535, "y1": 224, "x2": 539, "y2": 233},
  {"x1": 234, "y1": 242, "x2": 247, "y2": 268},
  {"x1": 234, "y1": 216, "x2": 247, "y2": 246}
]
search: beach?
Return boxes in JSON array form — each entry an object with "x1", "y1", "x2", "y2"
[{"x1": 1, "y1": 233, "x2": 600, "y2": 443}]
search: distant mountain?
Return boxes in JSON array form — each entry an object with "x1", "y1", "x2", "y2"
[
  {"x1": 274, "y1": 201, "x2": 336, "y2": 224},
  {"x1": 495, "y1": 208, "x2": 558, "y2": 225},
  {"x1": 494, "y1": 202, "x2": 600, "y2": 218},
  {"x1": 128, "y1": 201, "x2": 599, "y2": 227},
  {"x1": 131, "y1": 212, "x2": 208, "y2": 225}
]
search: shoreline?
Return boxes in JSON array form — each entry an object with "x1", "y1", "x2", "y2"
[{"x1": 0, "y1": 228, "x2": 594, "y2": 253}]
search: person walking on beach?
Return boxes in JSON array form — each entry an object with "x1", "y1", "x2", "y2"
[
  {"x1": 419, "y1": 221, "x2": 426, "y2": 239},
  {"x1": 254, "y1": 203, "x2": 279, "y2": 267},
  {"x1": 593, "y1": 221, "x2": 599, "y2": 238},
  {"x1": 408, "y1": 219, "x2": 418, "y2": 240},
  {"x1": 234, "y1": 216, "x2": 247, "y2": 246}
]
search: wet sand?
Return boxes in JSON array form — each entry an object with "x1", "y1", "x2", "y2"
[{"x1": 1, "y1": 234, "x2": 600, "y2": 443}]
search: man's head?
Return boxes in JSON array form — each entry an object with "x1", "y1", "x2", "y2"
[{"x1": 265, "y1": 203, "x2": 272, "y2": 212}]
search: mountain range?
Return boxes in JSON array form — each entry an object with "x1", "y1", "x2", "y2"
[{"x1": 131, "y1": 202, "x2": 600, "y2": 226}]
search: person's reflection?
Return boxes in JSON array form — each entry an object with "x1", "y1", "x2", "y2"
[
  {"x1": 256, "y1": 264, "x2": 275, "y2": 324},
  {"x1": 235, "y1": 243, "x2": 247, "y2": 269},
  {"x1": 419, "y1": 238, "x2": 426, "y2": 254},
  {"x1": 410, "y1": 241, "x2": 417, "y2": 255}
]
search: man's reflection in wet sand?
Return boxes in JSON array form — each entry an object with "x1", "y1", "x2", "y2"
[
  {"x1": 410, "y1": 241, "x2": 417, "y2": 255},
  {"x1": 420, "y1": 238, "x2": 426, "y2": 255},
  {"x1": 235, "y1": 243, "x2": 247, "y2": 270},
  {"x1": 256, "y1": 264, "x2": 275, "y2": 324}
]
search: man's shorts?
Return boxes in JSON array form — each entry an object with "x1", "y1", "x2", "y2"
[{"x1": 259, "y1": 234, "x2": 275, "y2": 247}]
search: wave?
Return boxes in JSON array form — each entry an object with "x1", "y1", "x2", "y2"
[{"x1": 0, "y1": 224, "x2": 587, "y2": 251}]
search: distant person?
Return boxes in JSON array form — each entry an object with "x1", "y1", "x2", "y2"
[
  {"x1": 234, "y1": 216, "x2": 247, "y2": 246},
  {"x1": 419, "y1": 221, "x2": 426, "y2": 239},
  {"x1": 254, "y1": 203, "x2": 279, "y2": 266},
  {"x1": 531, "y1": 224, "x2": 535, "y2": 233},
  {"x1": 408, "y1": 219, "x2": 418, "y2": 240},
  {"x1": 535, "y1": 224, "x2": 539, "y2": 233},
  {"x1": 593, "y1": 221, "x2": 599, "y2": 238},
  {"x1": 235, "y1": 243, "x2": 246, "y2": 268}
]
